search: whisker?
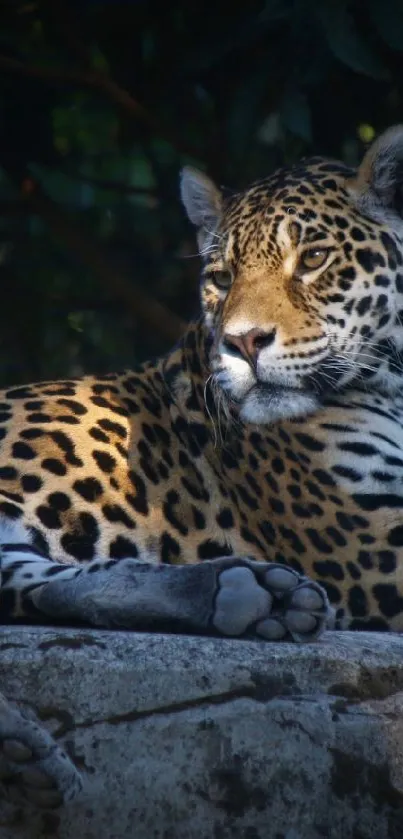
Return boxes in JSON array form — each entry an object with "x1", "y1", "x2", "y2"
[{"x1": 203, "y1": 374, "x2": 218, "y2": 448}]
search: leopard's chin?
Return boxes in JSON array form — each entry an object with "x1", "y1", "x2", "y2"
[{"x1": 237, "y1": 384, "x2": 320, "y2": 425}]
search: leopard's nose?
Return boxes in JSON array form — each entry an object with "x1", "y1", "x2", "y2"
[{"x1": 223, "y1": 328, "x2": 276, "y2": 364}]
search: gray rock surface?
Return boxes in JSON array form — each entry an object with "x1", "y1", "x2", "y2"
[{"x1": 1, "y1": 627, "x2": 403, "y2": 839}]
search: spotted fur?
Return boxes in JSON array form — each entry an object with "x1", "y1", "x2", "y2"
[{"x1": 3, "y1": 126, "x2": 403, "y2": 632}]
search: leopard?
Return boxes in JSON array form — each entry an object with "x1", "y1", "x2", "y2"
[{"x1": 2, "y1": 125, "x2": 403, "y2": 810}]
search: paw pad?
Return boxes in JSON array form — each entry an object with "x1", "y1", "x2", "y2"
[
  {"x1": 213, "y1": 560, "x2": 331, "y2": 642},
  {"x1": 2, "y1": 738, "x2": 32, "y2": 763},
  {"x1": 264, "y1": 566, "x2": 300, "y2": 592}
]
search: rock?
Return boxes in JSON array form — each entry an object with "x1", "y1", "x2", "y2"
[{"x1": 1, "y1": 626, "x2": 403, "y2": 838}]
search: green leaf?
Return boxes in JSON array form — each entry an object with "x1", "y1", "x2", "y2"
[
  {"x1": 54, "y1": 135, "x2": 70, "y2": 155},
  {"x1": 68, "y1": 312, "x2": 84, "y2": 333},
  {"x1": 52, "y1": 95, "x2": 118, "y2": 156},
  {"x1": 90, "y1": 46, "x2": 109, "y2": 73},
  {"x1": 316, "y1": 1, "x2": 389, "y2": 80},
  {"x1": 281, "y1": 90, "x2": 312, "y2": 143}
]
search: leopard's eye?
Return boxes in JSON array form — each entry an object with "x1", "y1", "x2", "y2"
[
  {"x1": 299, "y1": 248, "x2": 329, "y2": 271},
  {"x1": 211, "y1": 270, "x2": 233, "y2": 290}
]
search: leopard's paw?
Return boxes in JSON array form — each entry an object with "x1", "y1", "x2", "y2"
[
  {"x1": 0, "y1": 693, "x2": 82, "y2": 808},
  {"x1": 213, "y1": 560, "x2": 332, "y2": 642}
]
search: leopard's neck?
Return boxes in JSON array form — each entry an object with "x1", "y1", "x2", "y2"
[
  {"x1": 160, "y1": 319, "x2": 212, "y2": 418},
  {"x1": 156, "y1": 319, "x2": 240, "y2": 458}
]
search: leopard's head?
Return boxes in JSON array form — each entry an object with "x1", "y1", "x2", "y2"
[{"x1": 181, "y1": 127, "x2": 403, "y2": 424}]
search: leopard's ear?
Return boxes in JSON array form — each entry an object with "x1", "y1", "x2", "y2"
[
  {"x1": 349, "y1": 126, "x2": 403, "y2": 223},
  {"x1": 180, "y1": 166, "x2": 223, "y2": 251}
]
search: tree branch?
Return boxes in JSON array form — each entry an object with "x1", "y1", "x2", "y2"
[
  {"x1": 0, "y1": 53, "x2": 92, "y2": 86},
  {"x1": 47, "y1": 165, "x2": 159, "y2": 197},
  {"x1": 0, "y1": 53, "x2": 151, "y2": 121},
  {"x1": 0, "y1": 54, "x2": 199, "y2": 158}
]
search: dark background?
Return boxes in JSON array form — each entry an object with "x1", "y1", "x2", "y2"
[{"x1": 0, "y1": 0, "x2": 402, "y2": 385}]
